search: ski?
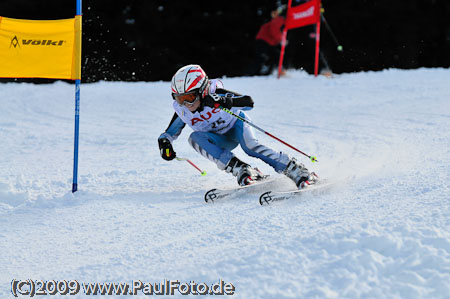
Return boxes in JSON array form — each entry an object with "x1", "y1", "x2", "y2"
[
  {"x1": 205, "y1": 176, "x2": 287, "y2": 203},
  {"x1": 259, "y1": 179, "x2": 335, "y2": 205}
]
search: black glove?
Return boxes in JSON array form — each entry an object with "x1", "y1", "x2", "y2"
[
  {"x1": 203, "y1": 93, "x2": 233, "y2": 109},
  {"x1": 158, "y1": 138, "x2": 176, "y2": 161}
]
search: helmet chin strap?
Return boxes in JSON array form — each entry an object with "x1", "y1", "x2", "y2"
[
  {"x1": 200, "y1": 78, "x2": 210, "y2": 98},
  {"x1": 198, "y1": 79, "x2": 210, "y2": 111}
]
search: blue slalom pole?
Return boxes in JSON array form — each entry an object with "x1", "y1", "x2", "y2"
[
  {"x1": 76, "y1": 0, "x2": 82, "y2": 15},
  {"x1": 72, "y1": 81, "x2": 80, "y2": 192},
  {"x1": 72, "y1": 0, "x2": 82, "y2": 193}
]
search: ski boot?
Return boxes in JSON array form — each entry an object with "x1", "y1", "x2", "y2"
[
  {"x1": 226, "y1": 157, "x2": 265, "y2": 186},
  {"x1": 283, "y1": 158, "x2": 315, "y2": 189}
]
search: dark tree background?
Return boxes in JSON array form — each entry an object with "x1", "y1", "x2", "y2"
[{"x1": 1, "y1": 0, "x2": 449, "y2": 82}]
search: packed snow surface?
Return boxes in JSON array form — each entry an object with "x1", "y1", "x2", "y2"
[{"x1": 1, "y1": 68, "x2": 449, "y2": 298}]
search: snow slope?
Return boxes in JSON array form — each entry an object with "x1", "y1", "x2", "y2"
[{"x1": 1, "y1": 68, "x2": 449, "y2": 298}]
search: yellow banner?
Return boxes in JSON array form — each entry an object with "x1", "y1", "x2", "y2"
[{"x1": 0, "y1": 16, "x2": 82, "y2": 80}]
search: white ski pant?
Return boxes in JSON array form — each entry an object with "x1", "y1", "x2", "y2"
[{"x1": 188, "y1": 111, "x2": 290, "y2": 172}]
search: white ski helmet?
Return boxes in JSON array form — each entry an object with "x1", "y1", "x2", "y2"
[{"x1": 171, "y1": 65, "x2": 208, "y2": 105}]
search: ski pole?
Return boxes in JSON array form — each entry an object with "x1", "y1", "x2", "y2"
[
  {"x1": 175, "y1": 157, "x2": 207, "y2": 176},
  {"x1": 321, "y1": 14, "x2": 343, "y2": 52},
  {"x1": 219, "y1": 107, "x2": 318, "y2": 163}
]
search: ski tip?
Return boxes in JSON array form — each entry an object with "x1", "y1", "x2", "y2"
[
  {"x1": 259, "y1": 191, "x2": 273, "y2": 205},
  {"x1": 204, "y1": 188, "x2": 217, "y2": 203}
]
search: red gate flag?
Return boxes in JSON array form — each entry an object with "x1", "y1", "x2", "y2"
[
  {"x1": 278, "y1": 0, "x2": 322, "y2": 78},
  {"x1": 285, "y1": 0, "x2": 320, "y2": 30}
]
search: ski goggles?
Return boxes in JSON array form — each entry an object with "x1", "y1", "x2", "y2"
[{"x1": 172, "y1": 91, "x2": 200, "y2": 106}]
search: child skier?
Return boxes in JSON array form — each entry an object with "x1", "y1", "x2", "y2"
[{"x1": 158, "y1": 64, "x2": 313, "y2": 188}]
